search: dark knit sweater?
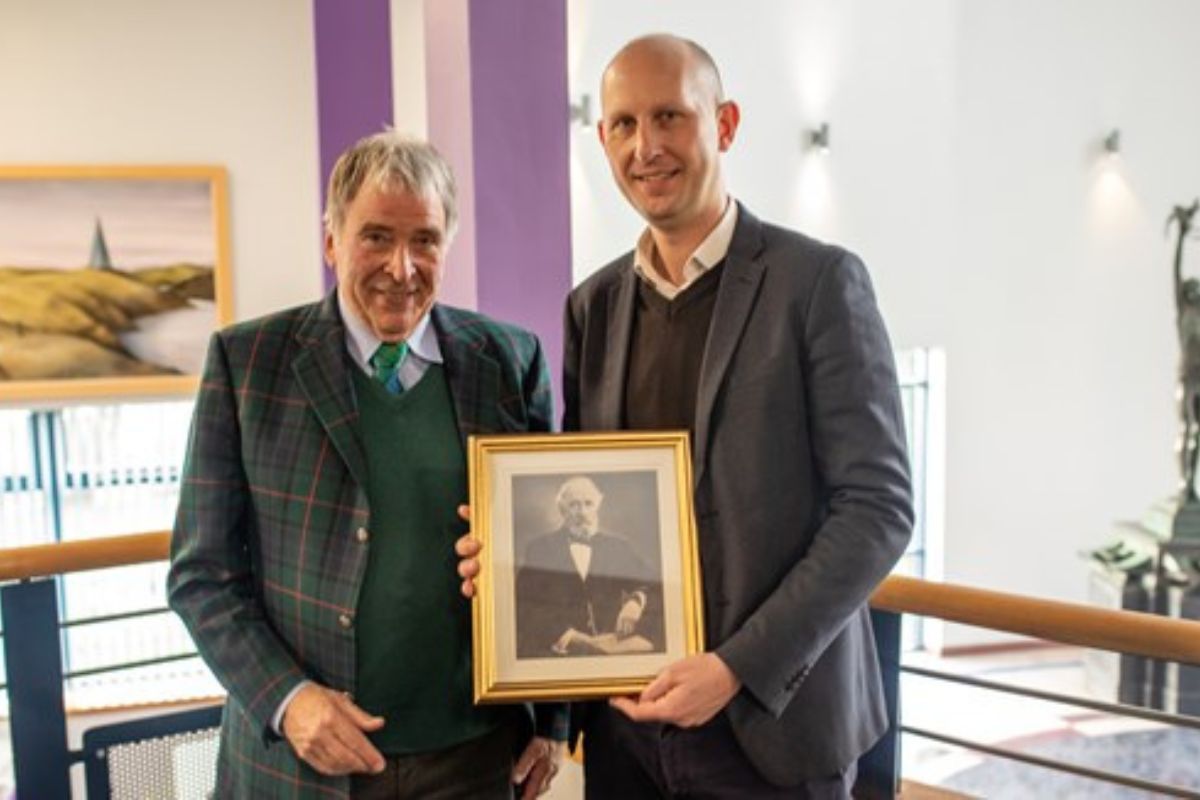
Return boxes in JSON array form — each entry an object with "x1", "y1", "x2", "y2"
[
  {"x1": 625, "y1": 263, "x2": 725, "y2": 434},
  {"x1": 352, "y1": 365, "x2": 502, "y2": 754}
]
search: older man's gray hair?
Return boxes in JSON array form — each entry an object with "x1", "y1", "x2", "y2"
[{"x1": 323, "y1": 129, "x2": 458, "y2": 238}]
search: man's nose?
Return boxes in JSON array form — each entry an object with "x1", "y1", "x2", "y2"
[
  {"x1": 384, "y1": 247, "x2": 415, "y2": 281},
  {"x1": 633, "y1": 123, "x2": 663, "y2": 162}
]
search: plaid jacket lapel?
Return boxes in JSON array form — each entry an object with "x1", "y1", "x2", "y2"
[
  {"x1": 432, "y1": 305, "x2": 504, "y2": 448},
  {"x1": 291, "y1": 292, "x2": 368, "y2": 488}
]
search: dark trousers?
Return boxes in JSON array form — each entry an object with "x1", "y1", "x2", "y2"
[
  {"x1": 582, "y1": 704, "x2": 855, "y2": 800},
  {"x1": 351, "y1": 722, "x2": 516, "y2": 800}
]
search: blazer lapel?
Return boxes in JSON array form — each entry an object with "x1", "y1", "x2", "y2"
[
  {"x1": 596, "y1": 263, "x2": 639, "y2": 429},
  {"x1": 694, "y1": 205, "x2": 766, "y2": 484},
  {"x1": 433, "y1": 305, "x2": 504, "y2": 448},
  {"x1": 291, "y1": 292, "x2": 368, "y2": 488}
]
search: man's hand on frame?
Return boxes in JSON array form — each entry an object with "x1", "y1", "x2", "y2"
[
  {"x1": 609, "y1": 653, "x2": 741, "y2": 728},
  {"x1": 455, "y1": 504, "x2": 482, "y2": 598},
  {"x1": 281, "y1": 684, "x2": 386, "y2": 776}
]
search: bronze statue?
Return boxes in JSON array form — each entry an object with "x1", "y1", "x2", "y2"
[{"x1": 1170, "y1": 199, "x2": 1200, "y2": 500}]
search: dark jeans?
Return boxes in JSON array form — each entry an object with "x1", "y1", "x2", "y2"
[
  {"x1": 351, "y1": 722, "x2": 516, "y2": 800},
  {"x1": 582, "y1": 704, "x2": 855, "y2": 799}
]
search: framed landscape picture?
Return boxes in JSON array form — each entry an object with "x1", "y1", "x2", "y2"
[
  {"x1": 468, "y1": 430, "x2": 705, "y2": 702},
  {"x1": 0, "y1": 165, "x2": 232, "y2": 403}
]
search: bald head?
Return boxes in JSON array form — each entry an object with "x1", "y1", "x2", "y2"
[
  {"x1": 596, "y1": 33, "x2": 739, "y2": 239},
  {"x1": 601, "y1": 34, "x2": 725, "y2": 112}
]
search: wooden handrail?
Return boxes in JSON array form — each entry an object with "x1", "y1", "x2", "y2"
[
  {"x1": 3, "y1": 533, "x2": 1200, "y2": 667},
  {"x1": 872, "y1": 574, "x2": 1200, "y2": 667},
  {"x1": 0, "y1": 531, "x2": 170, "y2": 582}
]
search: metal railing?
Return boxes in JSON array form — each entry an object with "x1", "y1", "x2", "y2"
[
  {"x1": 0, "y1": 535, "x2": 218, "y2": 797},
  {"x1": 0, "y1": 403, "x2": 195, "y2": 710},
  {"x1": 874, "y1": 575, "x2": 1200, "y2": 798},
  {"x1": 4, "y1": 533, "x2": 1200, "y2": 796}
]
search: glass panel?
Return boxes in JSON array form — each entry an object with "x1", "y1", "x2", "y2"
[
  {"x1": 894, "y1": 348, "x2": 939, "y2": 651},
  {"x1": 56, "y1": 401, "x2": 193, "y2": 540},
  {"x1": 0, "y1": 409, "x2": 53, "y2": 546}
]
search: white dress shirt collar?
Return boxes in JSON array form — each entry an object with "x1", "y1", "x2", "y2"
[
  {"x1": 337, "y1": 289, "x2": 443, "y2": 375},
  {"x1": 632, "y1": 197, "x2": 739, "y2": 300}
]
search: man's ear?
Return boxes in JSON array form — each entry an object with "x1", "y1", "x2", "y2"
[
  {"x1": 716, "y1": 100, "x2": 741, "y2": 152},
  {"x1": 323, "y1": 228, "x2": 337, "y2": 271}
]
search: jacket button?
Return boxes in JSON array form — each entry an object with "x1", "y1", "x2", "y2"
[
  {"x1": 356, "y1": 527, "x2": 369, "y2": 543},
  {"x1": 338, "y1": 614, "x2": 353, "y2": 629}
]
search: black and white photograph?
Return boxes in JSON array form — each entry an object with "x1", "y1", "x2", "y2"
[
  {"x1": 512, "y1": 471, "x2": 666, "y2": 659},
  {"x1": 468, "y1": 431, "x2": 704, "y2": 702}
]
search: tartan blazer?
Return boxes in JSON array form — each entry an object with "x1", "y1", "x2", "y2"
[{"x1": 168, "y1": 292, "x2": 558, "y2": 798}]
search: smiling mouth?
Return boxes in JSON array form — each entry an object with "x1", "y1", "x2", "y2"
[
  {"x1": 373, "y1": 291, "x2": 420, "y2": 307},
  {"x1": 373, "y1": 284, "x2": 420, "y2": 297},
  {"x1": 633, "y1": 169, "x2": 681, "y2": 184}
]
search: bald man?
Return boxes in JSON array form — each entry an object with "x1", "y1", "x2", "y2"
[
  {"x1": 462, "y1": 34, "x2": 912, "y2": 798},
  {"x1": 563, "y1": 35, "x2": 912, "y2": 798}
]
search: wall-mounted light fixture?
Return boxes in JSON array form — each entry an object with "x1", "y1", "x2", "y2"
[
  {"x1": 1103, "y1": 128, "x2": 1121, "y2": 155},
  {"x1": 569, "y1": 94, "x2": 593, "y2": 128},
  {"x1": 807, "y1": 122, "x2": 831, "y2": 153}
]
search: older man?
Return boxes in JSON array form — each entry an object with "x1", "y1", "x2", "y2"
[
  {"x1": 169, "y1": 131, "x2": 564, "y2": 799},
  {"x1": 463, "y1": 34, "x2": 912, "y2": 799},
  {"x1": 515, "y1": 475, "x2": 663, "y2": 658}
]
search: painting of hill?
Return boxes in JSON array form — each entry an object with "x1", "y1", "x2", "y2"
[
  {"x1": 0, "y1": 167, "x2": 230, "y2": 399},
  {"x1": 0, "y1": 263, "x2": 215, "y2": 379}
]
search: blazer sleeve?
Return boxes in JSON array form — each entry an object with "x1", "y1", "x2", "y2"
[
  {"x1": 523, "y1": 331, "x2": 555, "y2": 435},
  {"x1": 715, "y1": 251, "x2": 914, "y2": 717},
  {"x1": 167, "y1": 333, "x2": 306, "y2": 740}
]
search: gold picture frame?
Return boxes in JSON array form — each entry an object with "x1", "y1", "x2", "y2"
[
  {"x1": 0, "y1": 165, "x2": 233, "y2": 403},
  {"x1": 469, "y1": 430, "x2": 705, "y2": 703}
]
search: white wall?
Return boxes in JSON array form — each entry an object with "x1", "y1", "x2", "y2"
[
  {"x1": 9, "y1": 0, "x2": 1199, "y2": 647},
  {"x1": 390, "y1": 0, "x2": 428, "y2": 138},
  {"x1": 568, "y1": 0, "x2": 1200, "y2": 645},
  {"x1": 935, "y1": 0, "x2": 1200, "y2": 644},
  {"x1": 0, "y1": 0, "x2": 322, "y2": 322}
]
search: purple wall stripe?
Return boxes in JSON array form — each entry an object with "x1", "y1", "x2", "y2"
[
  {"x1": 313, "y1": 0, "x2": 395, "y2": 292},
  {"x1": 467, "y1": 0, "x2": 572, "y2": 411}
]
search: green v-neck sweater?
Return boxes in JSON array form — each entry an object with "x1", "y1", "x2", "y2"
[{"x1": 351, "y1": 365, "x2": 502, "y2": 754}]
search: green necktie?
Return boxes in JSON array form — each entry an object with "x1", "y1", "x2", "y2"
[{"x1": 370, "y1": 341, "x2": 408, "y2": 393}]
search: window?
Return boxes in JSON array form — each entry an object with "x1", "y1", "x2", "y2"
[
  {"x1": 0, "y1": 402, "x2": 220, "y2": 708},
  {"x1": 894, "y1": 347, "x2": 947, "y2": 651}
]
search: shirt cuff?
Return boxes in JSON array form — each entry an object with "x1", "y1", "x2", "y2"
[{"x1": 271, "y1": 679, "x2": 312, "y2": 735}]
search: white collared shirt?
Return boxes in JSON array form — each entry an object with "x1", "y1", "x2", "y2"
[
  {"x1": 337, "y1": 289, "x2": 443, "y2": 389},
  {"x1": 632, "y1": 197, "x2": 739, "y2": 300}
]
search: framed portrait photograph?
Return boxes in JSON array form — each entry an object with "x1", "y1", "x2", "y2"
[
  {"x1": 469, "y1": 431, "x2": 705, "y2": 702},
  {"x1": 0, "y1": 165, "x2": 232, "y2": 403}
]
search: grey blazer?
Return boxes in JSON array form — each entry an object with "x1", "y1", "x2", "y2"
[{"x1": 563, "y1": 204, "x2": 914, "y2": 785}]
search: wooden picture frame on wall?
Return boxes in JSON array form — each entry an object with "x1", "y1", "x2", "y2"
[
  {"x1": 469, "y1": 430, "x2": 705, "y2": 703},
  {"x1": 0, "y1": 165, "x2": 232, "y2": 403}
]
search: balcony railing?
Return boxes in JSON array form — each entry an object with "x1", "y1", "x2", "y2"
[{"x1": 2, "y1": 532, "x2": 1199, "y2": 798}]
